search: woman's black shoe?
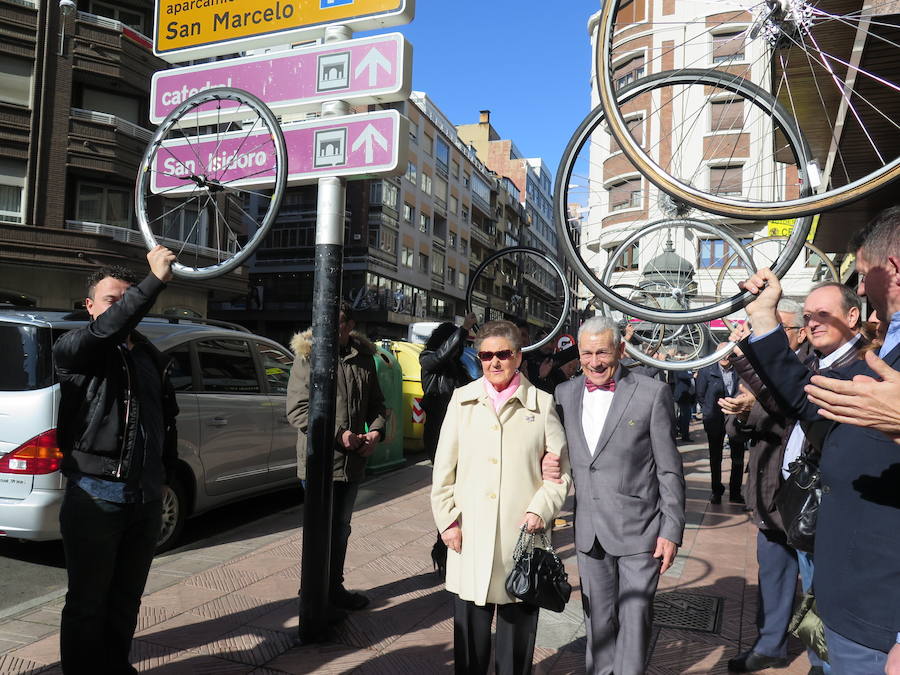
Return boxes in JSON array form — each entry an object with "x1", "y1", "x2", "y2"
[{"x1": 431, "y1": 538, "x2": 447, "y2": 577}]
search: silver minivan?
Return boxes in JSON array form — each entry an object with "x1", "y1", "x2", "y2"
[{"x1": 0, "y1": 310, "x2": 298, "y2": 551}]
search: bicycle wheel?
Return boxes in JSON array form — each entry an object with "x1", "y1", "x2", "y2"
[
  {"x1": 594, "y1": 0, "x2": 900, "y2": 219},
  {"x1": 715, "y1": 235, "x2": 839, "y2": 302},
  {"x1": 465, "y1": 247, "x2": 571, "y2": 353},
  {"x1": 623, "y1": 321, "x2": 724, "y2": 372},
  {"x1": 556, "y1": 69, "x2": 812, "y2": 324},
  {"x1": 136, "y1": 87, "x2": 287, "y2": 280},
  {"x1": 597, "y1": 286, "x2": 666, "y2": 353}
]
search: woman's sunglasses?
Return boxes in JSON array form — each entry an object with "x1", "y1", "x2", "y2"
[{"x1": 477, "y1": 349, "x2": 515, "y2": 362}]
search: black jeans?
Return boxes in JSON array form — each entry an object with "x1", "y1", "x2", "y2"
[
  {"x1": 329, "y1": 480, "x2": 360, "y2": 592},
  {"x1": 704, "y1": 420, "x2": 746, "y2": 496},
  {"x1": 59, "y1": 483, "x2": 161, "y2": 675}
]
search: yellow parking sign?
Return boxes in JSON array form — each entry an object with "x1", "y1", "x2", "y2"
[{"x1": 154, "y1": 0, "x2": 414, "y2": 63}]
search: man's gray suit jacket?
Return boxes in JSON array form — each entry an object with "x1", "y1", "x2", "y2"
[{"x1": 555, "y1": 369, "x2": 685, "y2": 557}]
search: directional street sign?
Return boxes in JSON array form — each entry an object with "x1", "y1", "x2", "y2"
[
  {"x1": 150, "y1": 110, "x2": 407, "y2": 194},
  {"x1": 150, "y1": 33, "x2": 411, "y2": 124},
  {"x1": 154, "y1": 0, "x2": 415, "y2": 63}
]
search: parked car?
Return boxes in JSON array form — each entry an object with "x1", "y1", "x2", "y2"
[{"x1": 0, "y1": 309, "x2": 298, "y2": 551}]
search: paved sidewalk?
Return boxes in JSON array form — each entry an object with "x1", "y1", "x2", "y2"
[{"x1": 0, "y1": 427, "x2": 817, "y2": 674}]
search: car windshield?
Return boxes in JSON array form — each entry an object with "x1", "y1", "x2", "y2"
[{"x1": 0, "y1": 323, "x2": 54, "y2": 391}]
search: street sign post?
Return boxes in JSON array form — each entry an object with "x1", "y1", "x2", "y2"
[
  {"x1": 154, "y1": 0, "x2": 414, "y2": 63},
  {"x1": 150, "y1": 33, "x2": 411, "y2": 124},
  {"x1": 150, "y1": 109, "x2": 407, "y2": 194}
]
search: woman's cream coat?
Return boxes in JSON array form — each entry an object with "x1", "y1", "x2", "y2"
[{"x1": 431, "y1": 375, "x2": 572, "y2": 606}]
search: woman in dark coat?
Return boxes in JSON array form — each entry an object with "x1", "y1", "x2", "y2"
[{"x1": 420, "y1": 313, "x2": 476, "y2": 574}]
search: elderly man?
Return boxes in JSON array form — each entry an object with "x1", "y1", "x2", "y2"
[
  {"x1": 725, "y1": 285, "x2": 867, "y2": 674},
  {"x1": 740, "y1": 207, "x2": 900, "y2": 675},
  {"x1": 545, "y1": 315, "x2": 685, "y2": 675}
]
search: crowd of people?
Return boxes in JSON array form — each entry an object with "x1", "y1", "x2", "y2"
[{"x1": 47, "y1": 206, "x2": 900, "y2": 675}]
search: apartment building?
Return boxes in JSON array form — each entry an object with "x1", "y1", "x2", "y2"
[{"x1": 0, "y1": 0, "x2": 244, "y2": 314}]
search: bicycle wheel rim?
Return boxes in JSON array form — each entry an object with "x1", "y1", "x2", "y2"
[
  {"x1": 555, "y1": 68, "x2": 813, "y2": 324},
  {"x1": 136, "y1": 87, "x2": 287, "y2": 280},
  {"x1": 594, "y1": 0, "x2": 900, "y2": 219}
]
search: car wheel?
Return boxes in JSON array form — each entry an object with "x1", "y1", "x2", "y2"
[{"x1": 157, "y1": 477, "x2": 186, "y2": 553}]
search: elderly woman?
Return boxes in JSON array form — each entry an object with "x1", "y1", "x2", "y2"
[{"x1": 431, "y1": 320, "x2": 572, "y2": 674}]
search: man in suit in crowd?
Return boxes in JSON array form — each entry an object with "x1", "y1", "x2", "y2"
[
  {"x1": 544, "y1": 315, "x2": 685, "y2": 675},
  {"x1": 696, "y1": 345, "x2": 747, "y2": 504},
  {"x1": 671, "y1": 368, "x2": 696, "y2": 442},
  {"x1": 740, "y1": 207, "x2": 900, "y2": 675}
]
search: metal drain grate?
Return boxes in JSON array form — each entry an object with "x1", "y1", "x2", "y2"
[{"x1": 653, "y1": 592, "x2": 723, "y2": 633}]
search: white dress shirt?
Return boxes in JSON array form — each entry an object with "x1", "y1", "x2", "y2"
[
  {"x1": 781, "y1": 334, "x2": 861, "y2": 478},
  {"x1": 582, "y1": 385, "x2": 615, "y2": 456}
]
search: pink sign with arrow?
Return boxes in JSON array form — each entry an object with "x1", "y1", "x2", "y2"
[
  {"x1": 150, "y1": 33, "x2": 411, "y2": 124},
  {"x1": 150, "y1": 110, "x2": 407, "y2": 194}
]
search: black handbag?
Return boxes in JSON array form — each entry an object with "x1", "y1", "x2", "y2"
[
  {"x1": 505, "y1": 526, "x2": 571, "y2": 613},
  {"x1": 775, "y1": 451, "x2": 821, "y2": 553}
]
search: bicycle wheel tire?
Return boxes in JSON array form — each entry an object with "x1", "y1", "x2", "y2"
[
  {"x1": 594, "y1": 0, "x2": 900, "y2": 219},
  {"x1": 465, "y1": 246, "x2": 571, "y2": 353},
  {"x1": 555, "y1": 69, "x2": 812, "y2": 324},
  {"x1": 136, "y1": 87, "x2": 287, "y2": 280}
]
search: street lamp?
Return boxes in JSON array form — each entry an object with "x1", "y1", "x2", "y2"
[{"x1": 58, "y1": 0, "x2": 76, "y2": 56}]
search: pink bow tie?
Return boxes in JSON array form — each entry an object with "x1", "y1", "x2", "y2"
[{"x1": 585, "y1": 379, "x2": 616, "y2": 393}]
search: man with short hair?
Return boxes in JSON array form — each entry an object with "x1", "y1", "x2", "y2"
[
  {"x1": 546, "y1": 315, "x2": 685, "y2": 674},
  {"x1": 725, "y1": 286, "x2": 867, "y2": 674},
  {"x1": 740, "y1": 206, "x2": 900, "y2": 675},
  {"x1": 696, "y1": 344, "x2": 747, "y2": 504},
  {"x1": 286, "y1": 303, "x2": 386, "y2": 613},
  {"x1": 53, "y1": 246, "x2": 179, "y2": 674}
]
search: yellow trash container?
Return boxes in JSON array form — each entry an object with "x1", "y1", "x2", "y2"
[{"x1": 388, "y1": 341, "x2": 425, "y2": 453}]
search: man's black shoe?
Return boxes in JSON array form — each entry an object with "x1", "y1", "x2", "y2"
[
  {"x1": 729, "y1": 493, "x2": 746, "y2": 505},
  {"x1": 331, "y1": 587, "x2": 370, "y2": 610},
  {"x1": 710, "y1": 493, "x2": 722, "y2": 504},
  {"x1": 727, "y1": 650, "x2": 789, "y2": 672},
  {"x1": 808, "y1": 667, "x2": 825, "y2": 675}
]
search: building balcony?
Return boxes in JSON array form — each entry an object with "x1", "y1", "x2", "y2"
[
  {"x1": 67, "y1": 108, "x2": 151, "y2": 176},
  {"x1": 0, "y1": 102, "x2": 31, "y2": 155},
  {"x1": 469, "y1": 224, "x2": 494, "y2": 248},
  {"x1": 72, "y1": 11, "x2": 165, "y2": 93}
]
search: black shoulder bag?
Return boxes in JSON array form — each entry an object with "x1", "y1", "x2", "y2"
[
  {"x1": 505, "y1": 526, "x2": 571, "y2": 613},
  {"x1": 775, "y1": 450, "x2": 821, "y2": 553}
]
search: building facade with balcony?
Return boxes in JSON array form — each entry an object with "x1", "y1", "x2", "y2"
[{"x1": 0, "y1": 0, "x2": 244, "y2": 314}]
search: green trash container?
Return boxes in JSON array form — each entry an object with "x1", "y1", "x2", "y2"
[{"x1": 366, "y1": 344, "x2": 405, "y2": 474}]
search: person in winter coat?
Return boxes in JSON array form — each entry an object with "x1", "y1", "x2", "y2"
[
  {"x1": 420, "y1": 315, "x2": 476, "y2": 576},
  {"x1": 431, "y1": 320, "x2": 571, "y2": 674},
  {"x1": 286, "y1": 303, "x2": 386, "y2": 613}
]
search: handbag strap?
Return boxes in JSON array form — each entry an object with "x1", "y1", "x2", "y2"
[{"x1": 512, "y1": 525, "x2": 535, "y2": 562}]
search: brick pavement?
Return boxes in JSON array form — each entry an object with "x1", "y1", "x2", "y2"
[{"x1": 0, "y1": 425, "x2": 817, "y2": 674}]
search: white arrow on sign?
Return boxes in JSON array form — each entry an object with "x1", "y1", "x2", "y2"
[
  {"x1": 354, "y1": 47, "x2": 392, "y2": 87},
  {"x1": 351, "y1": 124, "x2": 388, "y2": 163}
]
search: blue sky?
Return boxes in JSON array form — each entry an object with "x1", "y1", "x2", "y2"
[{"x1": 378, "y1": 2, "x2": 601, "y2": 176}]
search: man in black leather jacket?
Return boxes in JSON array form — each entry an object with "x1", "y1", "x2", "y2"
[{"x1": 53, "y1": 246, "x2": 178, "y2": 675}]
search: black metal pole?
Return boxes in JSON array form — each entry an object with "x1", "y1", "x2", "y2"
[{"x1": 298, "y1": 174, "x2": 346, "y2": 643}]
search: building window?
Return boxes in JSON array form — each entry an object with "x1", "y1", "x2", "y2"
[
  {"x1": 401, "y1": 245, "x2": 414, "y2": 267},
  {"x1": 405, "y1": 161, "x2": 417, "y2": 184},
  {"x1": 420, "y1": 173, "x2": 432, "y2": 196},
  {"x1": 458, "y1": 271, "x2": 466, "y2": 291},
  {"x1": 369, "y1": 226, "x2": 397, "y2": 255},
  {"x1": 460, "y1": 238, "x2": 468, "y2": 255},
  {"x1": 710, "y1": 99, "x2": 743, "y2": 131},
  {"x1": 613, "y1": 55, "x2": 645, "y2": 91},
  {"x1": 608, "y1": 178, "x2": 642, "y2": 211},
  {"x1": 712, "y1": 31, "x2": 745, "y2": 63},
  {"x1": 419, "y1": 213, "x2": 431, "y2": 234},
  {"x1": 609, "y1": 116, "x2": 643, "y2": 154},
  {"x1": 463, "y1": 172, "x2": 471, "y2": 188},
  {"x1": 0, "y1": 55, "x2": 33, "y2": 107},
  {"x1": 418, "y1": 252, "x2": 429, "y2": 273},
  {"x1": 432, "y1": 252, "x2": 445, "y2": 276},
  {"x1": 611, "y1": 242, "x2": 640, "y2": 271},
  {"x1": 448, "y1": 231, "x2": 457, "y2": 248},
  {"x1": 435, "y1": 137, "x2": 449, "y2": 172},
  {"x1": 449, "y1": 194, "x2": 458, "y2": 215},
  {"x1": 451, "y1": 160, "x2": 460, "y2": 179},
  {"x1": 461, "y1": 206, "x2": 470, "y2": 223},
  {"x1": 699, "y1": 237, "x2": 752, "y2": 268},
  {"x1": 447, "y1": 267, "x2": 456, "y2": 286},
  {"x1": 424, "y1": 133, "x2": 433, "y2": 156},
  {"x1": 81, "y1": 87, "x2": 141, "y2": 124},
  {"x1": 76, "y1": 182, "x2": 134, "y2": 228},
  {"x1": 709, "y1": 165, "x2": 743, "y2": 196},
  {"x1": 90, "y1": 1, "x2": 146, "y2": 32},
  {"x1": 403, "y1": 202, "x2": 414, "y2": 223},
  {"x1": 409, "y1": 123, "x2": 418, "y2": 144},
  {"x1": 0, "y1": 159, "x2": 26, "y2": 223}
]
